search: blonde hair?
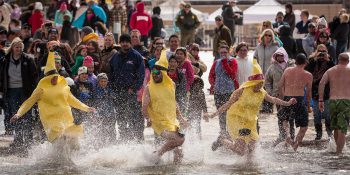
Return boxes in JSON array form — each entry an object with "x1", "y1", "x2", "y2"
[
  {"x1": 340, "y1": 13, "x2": 350, "y2": 23},
  {"x1": 260, "y1": 29, "x2": 275, "y2": 43}
]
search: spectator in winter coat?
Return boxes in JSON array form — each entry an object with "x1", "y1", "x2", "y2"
[
  {"x1": 315, "y1": 17, "x2": 330, "y2": 41},
  {"x1": 54, "y1": 2, "x2": 73, "y2": 27},
  {"x1": 109, "y1": 0, "x2": 128, "y2": 43},
  {"x1": 330, "y1": 13, "x2": 350, "y2": 61},
  {"x1": 213, "y1": 15, "x2": 232, "y2": 59},
  {"x1": 254, "y1": 29, "x2": 279, "y2": 74},
  {"x1": 82, "y1": 56, "x2": 97, "y2": 88},
  {"x1": 221, "y1": 0, "x2": 240, "y2": 44},
  {"x1": 279, "y1": 25, "x2": 297, "y2": 59},
  {"x1": 28, "y1": 2, "x2": 44, "y2": 35},
  {"x1": 283, "y1": 3, "x2": 295, "y2": 35},
  {"x1": 86, "y1": 40, "x2": 101, "y2": 74},
  {"x1": 130, "y1": 2, "x2": 153, "y2": 47},
  {"x1": 0, "y1": 37, "x2": 38, "y2": 153},
  {"x1": 60, "y1": 14, "x2": 79, "y2": 48},
  {"x1": 149, "y1": 6, "x2": 164, "y2": 41},
  {"x1": 175, "y1": 3, "x2": 201, "y2": 47},
  {"x1": 130, "y1": 29, "x2": 150, "y2": 59},
  {"x1": 302, "y1": 23, "x2": 317, "y2": 57},
  {"x1": 188, "y1": 43, "x2": 207, "y2": 77},
  {"x1": 20, "y1": 23, "x2": 32, "y2": 53},
  {"x1": 72, "y1": 45, "x2": 88, "y2": 76},
  {"x1": 99, "y1": 32, "x2": 118, "y2": 74},
  {"x1": 265, "y1": 47, "x2": 295, "y2": 144},
  {"x1": 54, "y1": 52, "x2": 70, "y2": 78},
  {"x1": 98, "y1": 0, "x2": 110, "y2": 29},
  {"x1": 72, "y1": 66, "x2": 94, "y2": 106},
  {"x1": 83, "y1": 8, "x2": 107, "y2": 35}
]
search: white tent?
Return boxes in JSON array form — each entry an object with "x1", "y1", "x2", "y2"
[
  {"x1": 157, "y1": 0, "x2": 206, "y2": 21},
  {"x1": 243, "y1": 0, "x2": 285, "y2": 24},
  {"x1": 206, "y1": 6, "x2": 242, "y2": 25}
]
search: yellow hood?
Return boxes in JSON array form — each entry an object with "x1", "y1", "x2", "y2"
[{"x1": 44, "y1": 52, "x2": 58, "y2": 75}]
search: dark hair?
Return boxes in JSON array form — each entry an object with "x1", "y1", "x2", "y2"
[
  {"x1": 168, "y1": 55, "x2": 176, "y2": 61},
  {"x1": 169, "y1": 34, "x2": 179, "y2": 41},
  {"x1": 153, "y1": 6, "x2": 161, "y2": 15},
  {"x1": 285, "y1": 3, "x2": 293, "y2": 10},
  {"x1": 301, "y1": 9, "x2": 309, "y2": 17},
  {"x1": 87, "y1": 40, "x2": 101, "y2": 52},
  {"x1": 235, "y1": 42, "x2": 249, "y2": 53},
  {"x1": 295, "y1": 53, "x2": 307, "y2": 65},
  {"x1": 119, "y1": 34, "x2": 131, "y2": 43},
  {"x1": 276, "y1": 11, "x2": 284, "y2": 17}
]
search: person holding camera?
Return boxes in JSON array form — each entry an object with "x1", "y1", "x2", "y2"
[{"x1": 305, "y1": 44, "x2": 335, "y2": 140}]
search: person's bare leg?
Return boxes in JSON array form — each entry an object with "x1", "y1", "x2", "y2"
[
  {"x1": 334, "y1": 129, "x2": 339, "y2": 143},
  {"x1": 293, "y1": 127, "x2": 308, "y2": 151},
  {"x1": 157, "y1": 131, "x2": 185, "y2": 157},
  {"x1": 282, "y1": 120, "x2": 293, "y2": 147},
  {"x1": 220, "y1": 138, "x2": 246, "y2": 156},
  {"x1": 335, "y1": 130, "x2": 346, "y2": 155},
  {"x1": 173, "y1": 146, "x2": 184, "y2": 164},
  {"x1": 247, "y1": 140, "x2": 256, "y2": 164}
]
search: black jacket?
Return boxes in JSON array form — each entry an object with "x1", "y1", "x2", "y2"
[
  {"x1": 149, "y1": 14, "x2": 164, "y2": 39},
  {"x1": 331, "y1": 23, "x2": 350, "y2": 41},
  {"x1": 0, "y1": 53, "x2": 38, "y2": 97},
  {"x1": 279, "y1": 25, "x2": 297, "y2": 59},
  {"x1": 222, "y1": 4, "x2": 235, "y2": 30}
]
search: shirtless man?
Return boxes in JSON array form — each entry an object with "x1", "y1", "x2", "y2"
[
  {"x1": 319, "y1": 53, "x2": 350, "y2": 155},
  {"x1": 278, "y1": 53, "x2": 313, "y2": 151}
]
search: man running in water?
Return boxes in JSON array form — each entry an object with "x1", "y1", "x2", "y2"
[
  {"x1": 319, "y1": 53, "x2": 350, "y2": 155},
  {"x1": 278, "y1": 53, "x2": 313, "y2": 151},
  {"x1": 142, "y1": 50, "x2": 188, "y2": 164}
]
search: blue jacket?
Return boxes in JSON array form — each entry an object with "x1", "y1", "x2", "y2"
[
  {"x1": 93, "y1": 86, "x2": 116, "y2": 117},
  {"x1": 109, "y1": 48, "x2": 145, "y2": 92}
]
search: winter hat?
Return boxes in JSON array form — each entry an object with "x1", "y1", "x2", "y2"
[
  {"x1": 97, "y1": 73, "x2": 108, "y2": 81},
  {"x1": 34, "y1": 2, "x2": 43, "y2": 11},
  {"x1": 60, "y1": 2, "x2": 68, "y2": 12},
  {"x1": 316, "y1": 17, "x2": 327, "y2": 28},
  {"x1": 81, "y1": 26, "x2": 94, "y2": 35},
  {"x1": 78, "y1": 66, "x2": 88, "y2": 75},
  {"x1": 54, "y1": 52, "x2": 61, "y2": 63},
  {"x1": 65, "y1": 77, "x2": 75, "y2": 86},
  {"x1": 83, "y1": 56, "x2": 94, "y2": 66}
]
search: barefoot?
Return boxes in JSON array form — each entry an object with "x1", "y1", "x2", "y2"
[
  {"x1": 173, "y1": 147, "x2": 184, "y2": 164},
  {"x1": 293, "y1": 140, "x2": 299, "y2": 151},
  {"x1": 285, "y1": 137, "x2": 294, "y2": 147}
]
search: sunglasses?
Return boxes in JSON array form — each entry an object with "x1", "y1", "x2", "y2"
[
  {"x1": 264, "y1": 34, "x2": 272, "y2": 37},
  {"x1": 192, "y1": 48, "x2": 199, "y2": 51},
  {"x1": 151, "y1": 69, "x2": 161, "y2": 75},
  {"x1": 220, "y1": 51, "x2": 228, "y2": 54},
  {"x1": 155, "y1": 42, "x2": 163, "y2": 45}
]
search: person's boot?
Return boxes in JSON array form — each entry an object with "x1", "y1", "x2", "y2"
[{"x1": 315, "y1": 124, "x2": 322, "y2": 140}]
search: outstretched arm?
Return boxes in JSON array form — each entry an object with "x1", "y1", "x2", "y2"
[
  {"x1": 265, "y1": 93, "x2": 296, "y2": 106},
  {"x1": 67, "y1": 91, "x2": 91, "y2": 112},
  {"x1": 206, "y1": 88, "x2": 244, "y2": 118}
]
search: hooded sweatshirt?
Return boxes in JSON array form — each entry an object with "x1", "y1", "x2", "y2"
[
  {"x1": 264, "y1": 47, "x2": 294, "y2": 97},
  {"x1": 129, "y1": 2, "x2": 153, "y2": 36}
]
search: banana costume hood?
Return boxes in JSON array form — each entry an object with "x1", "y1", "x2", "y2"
[
  {"x1": 226, "y1": 60, "x2": 267, "y2": 143},
  {"x1": 16, "y1": 52, "x2": 90, "y2": 142},
  {"x1": 145, "y1": 50, "x2": 179, "y2": 135}
]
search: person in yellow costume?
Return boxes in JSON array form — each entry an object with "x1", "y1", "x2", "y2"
[
  {"x1": 10, "y1": 51, "x2": 95, "y2": 152},
  {"x1": 142, "y1": 50, "x2": 188, "y2": 164},
  {"x1": 204, "y1": 59, "x2": 296, "y2": 158}
]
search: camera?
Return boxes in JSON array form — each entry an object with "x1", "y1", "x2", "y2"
[{"x1": 318, "y1": 52, "x2": 326, "y2": 57}]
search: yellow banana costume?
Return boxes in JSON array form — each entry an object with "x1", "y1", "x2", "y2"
[
  {"x1": 16, "y1": 52, "x2": 90, "y2": 142},
  {"x1": 226, "y1": 59, "x2": 267, "y2": 143},
  {"x1": 146, "y1": 51, "x2": 179, "y2": 135}
]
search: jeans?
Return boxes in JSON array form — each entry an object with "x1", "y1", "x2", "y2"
[
  {"x1": 115, "y1": 91, "x2": 144, "y2": 143},
  {"x1": 214, "y1": 93, "x2": 231, "y2": 135},
  {"x1": 313, "y1": 99, "x2": 331, "y2": 134},
  {"x1": 4, "y1": 88, "x2": 33, "y2": 149}
]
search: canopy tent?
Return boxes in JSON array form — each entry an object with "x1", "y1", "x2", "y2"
[
  {"x1": 157, "y1": 0, "x2": 206, "y2": 21},
  {"x1": 243, "y1": 0, "x2": 285, "y2": 24},
  {"x1": 206, "y1": 6, "x2": 242, "y2": 25}
]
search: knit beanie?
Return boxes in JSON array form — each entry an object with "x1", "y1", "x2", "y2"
[
  {"x1": 83, "y1": 56, "x2": 94, "y2": 66},
  {"x1": 78, "y1": 66, "x2": 88, "y2": 75},
  {"x1": 97, "y1": 73, "x2": 108, "y2": 81}
]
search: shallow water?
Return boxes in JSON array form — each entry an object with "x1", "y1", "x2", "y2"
[{"x1": 1, "y1": 52, "x2": 350, "y2": 174}]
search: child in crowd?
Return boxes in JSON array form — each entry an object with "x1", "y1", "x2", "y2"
[
  {"x1": 71, "y1": 45, "x2": 88, "y2": 76},
  {"x1": 188, "y1": 75, "x2": 208, "y2": 139},
  {"x1": 72, "y1": 66, "x2": 94, "y2": 105},
  {"x1": 83, "y1": 56, "x2": 98, "y2": 88},
  {"x1": 93, "y1": 73, "x2": 117, "y2": 146}
]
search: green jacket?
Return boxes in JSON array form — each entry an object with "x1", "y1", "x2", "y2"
[
  {"x1": 71, "y1": 55, "x2": 84, "y2": 76},
  {"x1": 175, "y1": 10, "x2": 200, "y2": 32}
]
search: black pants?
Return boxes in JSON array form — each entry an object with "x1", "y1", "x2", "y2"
[
  {"x1": 141, "y1": 35, "x2": 148, "y2": 48},
  {"x1": 214, "y1": 93, "x2": 231, "y2": 135},
  {"x1": 115, "y1": 92, "x2": 144, "y2": 143}
]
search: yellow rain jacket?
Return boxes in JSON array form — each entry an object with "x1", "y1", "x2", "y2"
[
  {"x1": 146, "y1": 50, "x2": 179, "y2": 135},
  {"x1": 226, "y1": 59, "x2": 267, "y2": 143},
  {"x1": 16, "y1": 52, "x2": 90, "y2": 142}
]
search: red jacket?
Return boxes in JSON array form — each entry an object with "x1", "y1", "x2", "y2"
[
  {"x1": 129, "y1": 2, "x2": 152, "y2": 36},
  {"x1": 209, "y1": 58, "x2": 239, "y2": 94},
  {"x1": 29, "y1": 11, "x2": 44, "y2": 34}
]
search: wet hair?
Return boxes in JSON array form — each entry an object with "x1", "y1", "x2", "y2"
[
  {"x1": 169, "y1": 34, "x2": 179, "y2": 42},
  {"x1": 295, "y1": 53, "x2": 307, "y2": 65},
  {"x1": 235, "y1": 42, "x2": 249, "y2": 53}
]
